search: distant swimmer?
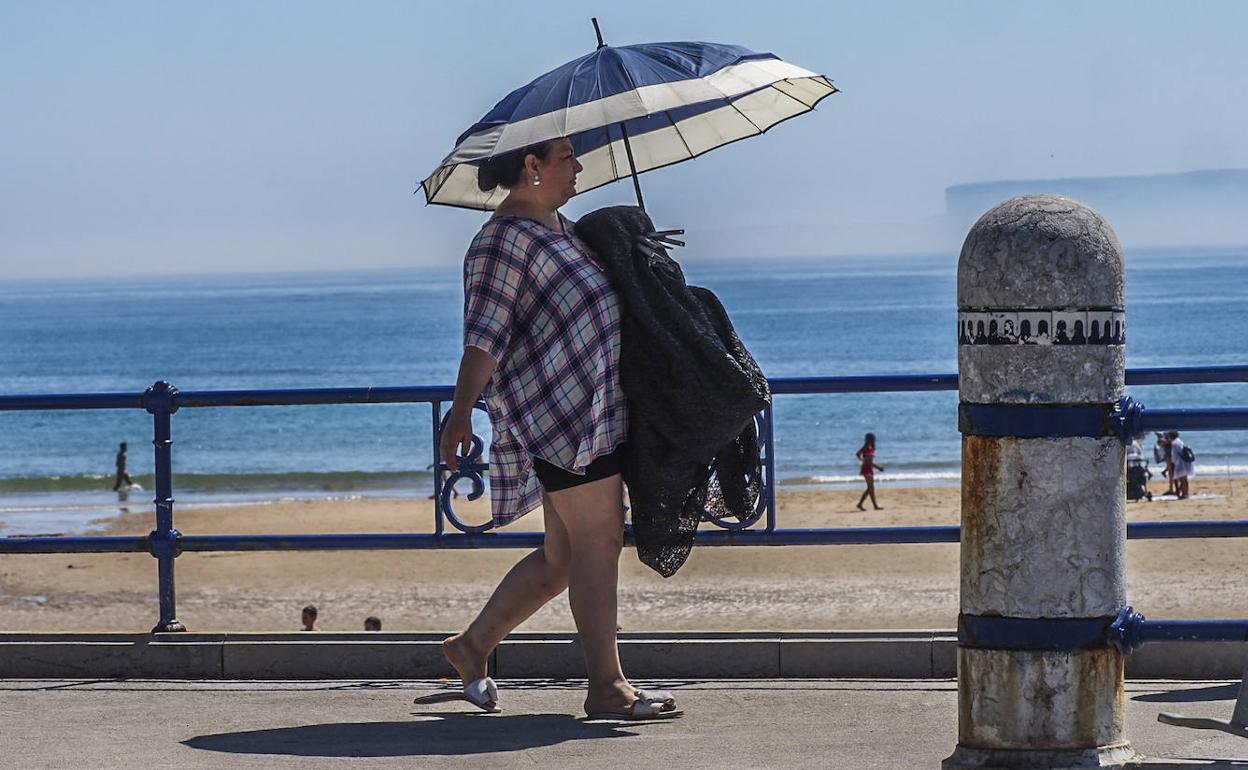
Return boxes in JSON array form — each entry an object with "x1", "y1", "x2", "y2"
[{"x1": 112, "y1": 442, "x2": 134, "y2": 491}]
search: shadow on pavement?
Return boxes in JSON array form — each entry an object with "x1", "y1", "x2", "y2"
[
  {"x1": 184, "y1": 712, "x2": 653, "y2": 757},
  {"x1": 1146, "y1": 759, "x2": 1248, "y2": 766},
  {"x1": 1134, "y1": 684, "x2": 1240, "y2": 703}
]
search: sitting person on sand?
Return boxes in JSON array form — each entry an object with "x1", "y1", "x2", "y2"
[{"x1": 856, "y1": 433, "x2": 886, "y2": 511}]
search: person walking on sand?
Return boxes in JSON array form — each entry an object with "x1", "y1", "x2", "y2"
[
  {"x1": 1156, "y1": 432, "x2": 1177, "y2": 496},
  {"x1": 422, "y1": 138, "x2": 677, "y2": 721},
  {"x1": 111, "y1": 442, "x2": 134, "y2": 491},
  {"x1": 855, "y1": 433, "x2": 885, "y2": 511}
]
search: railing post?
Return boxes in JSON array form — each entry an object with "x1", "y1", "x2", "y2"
[
  {"x1": 432, "y1": 401, "x2": 445, "y2": 536},
  {"x1": 945, "y1": 196, "x2": 1135, "y2": 768},
  {"x1": 144, "y1": 381, "x2": 185, "y2": 633}
]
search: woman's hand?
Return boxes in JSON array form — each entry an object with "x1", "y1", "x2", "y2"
[
  {"x1": 439, "y1": 409, "x2": 475, "y2": 472},
  {"x1": 440, "y1": 346, "x2": 499, "y2": 472}
]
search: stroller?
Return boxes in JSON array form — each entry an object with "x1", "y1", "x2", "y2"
[{"x1": 1127, "y1": 440, "x2": 1153, "y2": 502}]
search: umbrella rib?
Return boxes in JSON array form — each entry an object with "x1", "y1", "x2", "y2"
[
  {"x1": 727, "y1": 95, "x2": 767, "y2": 135},
  {"x1": 611, "y1": 46, "x2": 643, "y2": 98},
  {"x1": 772, "y1": 78, "x2": 820, "y2": 110},
  {"x1": 426, "y1": 170, "x2": 452, "y2": 205},
  {"x1": 605, "y1": 126, "x2": 622, "y2": 181},
  {"x1": 668, "y1": 109, "x2": 696, "y2": 159},
  {"x1": 609, "y1": 46, "x2": 651, "y2": 133},
  {"x1": 565, "y1": 52, "x2": 598, "y2": 137}
]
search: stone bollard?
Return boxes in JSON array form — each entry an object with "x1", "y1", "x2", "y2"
[{"x1": 944, "y1": 195, "x2": 1135, "y2": 769}]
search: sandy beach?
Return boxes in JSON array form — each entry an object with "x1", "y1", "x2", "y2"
[{"x1": 1, "y1": 479, "x2": 1244, "y2": 633}]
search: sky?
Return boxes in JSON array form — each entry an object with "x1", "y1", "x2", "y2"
[{"x1": 2, "y1": 1, "x2": 1247, "y2": 280}]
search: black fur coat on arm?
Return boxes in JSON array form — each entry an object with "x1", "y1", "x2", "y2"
[{"x1": 574, "y1": 206, "x2": 770, "y2": 577}]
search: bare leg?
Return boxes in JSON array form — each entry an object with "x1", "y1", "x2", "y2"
[
  {"x1": 443, "y1": 497, "x2": 571, "y2": 689},
  {"x1": 867, "y1": 477, "x2": 882, "y2": 510},
  {"x1": 545, "y1": 474, "x2": 636, "y2": 715},
  {"x1": 856, "y1": 482, "x2": 868, "y2": 511}
]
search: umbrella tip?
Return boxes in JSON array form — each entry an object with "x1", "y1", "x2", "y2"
[{"x1": 591, "y1": 17, "x2": 606, "y2": 49}]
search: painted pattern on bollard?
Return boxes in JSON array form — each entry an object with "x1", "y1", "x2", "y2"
[{"x1": 944, "y1": 196, "x2": 1137, "y2": 769}]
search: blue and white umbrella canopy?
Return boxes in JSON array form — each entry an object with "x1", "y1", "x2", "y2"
[{"x1": 421, "y1": 41, "x2": 837, "y2": 210}]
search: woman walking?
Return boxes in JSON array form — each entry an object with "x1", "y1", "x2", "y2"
[
  {"x1": 855, "y1": 432, "x2": 885, "y2": 511},
  {"x1": 431, "y1": 137, "x2": 676, "y2": 720}
]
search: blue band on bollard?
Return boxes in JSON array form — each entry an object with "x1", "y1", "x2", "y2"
[
  {"x1": 959, "y1": 402, "x2": 1117, "y2": 438},
  {"x1": 959, "y1": 614, "x2": 1116, "y2": 651}
]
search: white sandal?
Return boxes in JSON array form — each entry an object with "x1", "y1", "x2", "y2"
[
  {"x1": 634, "y1": 688, "x2": 676, "y2": 708},
  {"x1": 586, "y1": 698, "x2": 682, "y2": 721},
  {"x1": 413, "y1": 676, "x2": 501, "y2": 713}
]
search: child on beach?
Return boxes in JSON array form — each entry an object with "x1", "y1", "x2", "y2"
[{"x1": 856, "y1": 433, "x2": 885, "y2": 511}]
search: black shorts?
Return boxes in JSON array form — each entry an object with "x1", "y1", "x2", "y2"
[{"x1": 532, "y1": 448, "x2": 623, "y2": 492}]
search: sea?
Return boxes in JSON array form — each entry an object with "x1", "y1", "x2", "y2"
[{"x1": 2, "y1": 247, "x2": 1246, "y2": 535}]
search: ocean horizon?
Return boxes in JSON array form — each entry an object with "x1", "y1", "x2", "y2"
[{"x1": 2, "y1": 247, "x2": 1246, "y2": 535}]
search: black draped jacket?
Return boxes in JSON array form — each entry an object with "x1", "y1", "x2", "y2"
[{"x1": 575, "y1": 206, "x2": 770, "y2": 576}]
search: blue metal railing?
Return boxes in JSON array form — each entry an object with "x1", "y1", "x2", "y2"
[{"x1": 1, "y1": 364, "x2": 1246, "y2": 632}]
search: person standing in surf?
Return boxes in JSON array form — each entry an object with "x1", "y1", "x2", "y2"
[{"x1": 111, "y1": 442, "x2": 134, "y2": 492}]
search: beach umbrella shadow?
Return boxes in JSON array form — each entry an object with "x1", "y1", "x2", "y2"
[{"x1": 183, "y1": 712, "x2": 641, "y2": 757}]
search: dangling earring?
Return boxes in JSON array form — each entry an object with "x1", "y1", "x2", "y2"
[{"x1": 533, "y1": 174, "x2": 541, "y2": 187}]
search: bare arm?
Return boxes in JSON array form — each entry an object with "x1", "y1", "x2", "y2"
[{"x1": 439, "y1": 346, "x2": 499, "y2": 472}]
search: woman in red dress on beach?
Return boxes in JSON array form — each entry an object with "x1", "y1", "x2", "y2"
[{"x1": 856, "y1": 432, "x2": 885, "y2": 511}]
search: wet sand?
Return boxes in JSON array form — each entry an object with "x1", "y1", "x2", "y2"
[{"x1": 0, "y1": 478, "x2": 1244, "y2": 633}]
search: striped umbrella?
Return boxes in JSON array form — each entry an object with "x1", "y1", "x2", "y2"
[{"x1": 420, "y1": 21, "x2": 837, "y2": 211}]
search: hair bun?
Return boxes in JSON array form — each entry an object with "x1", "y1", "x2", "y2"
[{"x1": 477, "y1": 159, "x2": 500, "y2": 192}]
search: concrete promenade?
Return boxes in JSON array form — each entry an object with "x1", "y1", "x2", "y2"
[{"x1": 4, "y1": 678, "x2": 1248, "y2": 769}]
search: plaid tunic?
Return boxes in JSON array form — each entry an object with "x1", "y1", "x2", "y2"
[{"x1": 463, "y1": 215, "x2": 627, "y2": 526}]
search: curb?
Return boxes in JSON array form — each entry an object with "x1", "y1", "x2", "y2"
[{"x1": 0, "y1": 631, "x2": 1240, "y2": 680}]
